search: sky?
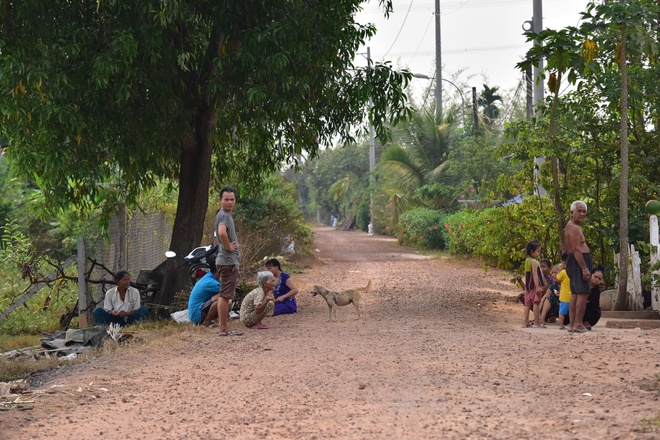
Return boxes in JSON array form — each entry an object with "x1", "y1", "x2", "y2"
[{"x1": 355, "y1": 0, "x2": 593, "y2": 103}]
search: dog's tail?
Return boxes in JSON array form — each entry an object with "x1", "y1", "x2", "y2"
[{"x1": 357, "y1": 279, "x2": 372, "y2": 292}]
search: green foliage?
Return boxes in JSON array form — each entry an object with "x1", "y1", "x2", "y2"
[
  {"x1": 300, "y1": 142, "x2": 370, "y2": 226},
  {"x1": 376, "y1": 109, "x2": 456, "y2": 210},
  {"x1": 0, "y1": 0, "x2": 411, "y2": 211},
  {"x1": 234, "y1": 175, "x2": 314, "y2": 268},
  {"x1": 0, "y1": 222, "x2": 78, "y2": 335},
  {"x1": 478, "y1": 84, "x2": 503, "y2": 129},
  {"x1": 443, "y1": 199, "x2": 566, "y2": 270},
  {"x1": 396, "y1": 208, "x2": 447, "y2": 249}
]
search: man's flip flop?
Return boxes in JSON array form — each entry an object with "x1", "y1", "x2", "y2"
[{"x1": 219, "y1": 330, "x2": 243, "y2": 336}]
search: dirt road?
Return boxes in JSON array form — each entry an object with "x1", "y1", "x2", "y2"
[{"x1": 3, "y1": 226, "x2": 660, "y2": 439}]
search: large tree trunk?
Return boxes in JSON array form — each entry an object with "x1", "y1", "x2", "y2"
[
  {"x1": 152, "y1": 105, "x2": 216, "y2": 313},
  {"x1": 615, "y1": 34, "x2": 630, "y2": 311}
]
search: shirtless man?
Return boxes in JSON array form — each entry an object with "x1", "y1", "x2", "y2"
[{"x1": 564, "y1": 200, "x2": 592, "y2": 333}]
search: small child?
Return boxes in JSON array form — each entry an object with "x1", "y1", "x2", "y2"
[
  {"x1": 523, "y1": 240, "x2": 546, "y2": 328},
  {"x1": 539, "y1": 260, "x2": 560, "y2": 323},
  {"x1": 555, "y1": 253, "x2": 571, "y2": 330}
]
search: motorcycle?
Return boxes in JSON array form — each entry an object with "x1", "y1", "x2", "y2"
[
  {"x1": 165, "y1": 244, "x2": 242, "y2": 318},
  {"x1": 166, "y1": 243, "x2": 219, "y2": 284}
]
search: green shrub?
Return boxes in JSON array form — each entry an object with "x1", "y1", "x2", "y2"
[
  {"x1": 443, "y1": 197, "x2": 560, "y2": 269},
  {"x1": 233, "y1": 177, "x2": 314, "y2": 269},
  {"x1": 396, "y1": 208, "x2": 448, "y2": 249},
  {"x1": 0, "y1": 222, "x2": 78, "y2": 335}
]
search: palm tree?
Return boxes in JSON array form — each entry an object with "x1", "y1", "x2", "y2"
[
  {"x1": 478, "y1": 84, "x2": 503, "y2": 128},
  {"x1": 376, "y1": 107, "x2": 456, "y2": 212}
]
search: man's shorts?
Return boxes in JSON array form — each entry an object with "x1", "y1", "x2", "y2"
[
  {"x1": 567, "y1": 253, "x2": 592, "y2": 295},
  {"x1": 559, "y1": 301, "x2": 570, "y2": 315},
  {"x1": 218, "y1": 265, "x2": 238, "y2": 300},
  {"x1": 524, "y1": 290, "x2": 542, "y2": 306},
  {"x1": 199, "y1": 298, "x2": 215, "y2": 323}
]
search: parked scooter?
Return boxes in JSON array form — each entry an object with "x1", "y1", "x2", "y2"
[
  {"x1": 166, "y1": 244, "x2": 219, "y2": 284},
  {"x1": 165, "y1": 244, "x2": 241, "y2": 318}
]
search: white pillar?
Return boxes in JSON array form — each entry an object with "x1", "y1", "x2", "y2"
[{"x1": 650, "y1": 215, "x2": 659, "y2": 311}]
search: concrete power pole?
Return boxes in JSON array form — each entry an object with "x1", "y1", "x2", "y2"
[
  {"x1": 367, "y1": 47, "x2": 376, "y2": 225},
  {"x1": 434, "y1": 0, "x2": 442, "y2": 121},
  {"x1": 532, "y1": 0, "x2": 546, "y2": 196},
  {"x1": 532, "y1": 0, "x2": 544, "y2": 106}
]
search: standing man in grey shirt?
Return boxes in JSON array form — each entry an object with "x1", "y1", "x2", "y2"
[{"x1": 215, "y1": 187, "x2": 243, "y2": 336}]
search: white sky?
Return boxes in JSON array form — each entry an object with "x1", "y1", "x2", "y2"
[{"x1": 355, "y1": 0, "x2": 593, "y2": 102}]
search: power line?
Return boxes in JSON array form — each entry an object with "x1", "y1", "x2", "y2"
[
  {"x1": 380, "y1": 44, "x2": 526, "y2": 58},
  {"x1": 406, "y1": 14, "x2": 434, "y2": 65},
  {"x1": 379, "y1": 0, "x2": 416, "y2": 61},
  {"x1": 361, "y1": 0, "x2": 572, "y2": 14}
]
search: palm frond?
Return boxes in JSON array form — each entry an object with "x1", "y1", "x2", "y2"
[{"x1": 377, "y1": 145, "x2": 426, "y2": 192}]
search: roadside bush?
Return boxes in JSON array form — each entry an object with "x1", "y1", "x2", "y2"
[
  {"x1": 396, "y1": 208, "x2": 448, "y2": 249},
  {"x1": 443, "y1": 197, "x2": 559, "y2": 269},
  {"x1": 0, "y1": 222, "x2": 77, "y2": 335},
  {"x1": 229, "y1": 177, "x2": 314, "y2": 272}
]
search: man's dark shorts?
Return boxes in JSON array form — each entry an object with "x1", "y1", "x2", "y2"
[
  {"x1": 218, "y1": 265, "x2": 238, "y2": 300},
  {"x1": 567, "y1": 253, "x2": 592, "y2": 295},
  {"x1": 199, "y1": 298, "x2": 215, "y2": 323}
]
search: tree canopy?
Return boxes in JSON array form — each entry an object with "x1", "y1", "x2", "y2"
[{"x1": 1, "y1": 0, "x2": 412, "y2": 305}]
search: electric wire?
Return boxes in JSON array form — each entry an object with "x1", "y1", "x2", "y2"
[
  {"x1": 406, "y1": 14, "x2": 434, "y2": 65},
  {"x1": 379, "y1": 0, "x2": 416, "y2": 61}
]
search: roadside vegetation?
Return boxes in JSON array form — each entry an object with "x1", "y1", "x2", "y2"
[
  {"x1": 295, "y1": 1, "x2": 660, "y2": 300},
  {"x1": 1, "y1": 1, "x2": 659, "y2": 376}
]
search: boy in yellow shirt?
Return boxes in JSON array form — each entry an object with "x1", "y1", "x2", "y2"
[{"x1": 555, "y1": 253, "x2": 572, "y2": 330}]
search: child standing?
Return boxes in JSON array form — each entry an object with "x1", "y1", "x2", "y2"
[
  {"x1": 539, "y1": 259, "x2": 560, "y2": 323},
  {"x1": 555, "y1": 253, "x2": 571, "y2": 330},
  {"x1": 523, "y1": 240, "x2": 546, "y2": 328}
]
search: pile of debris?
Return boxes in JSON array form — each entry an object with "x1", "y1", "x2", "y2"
[{"x1": 0, "y1": 324, "x2": 136, "y2": 411}]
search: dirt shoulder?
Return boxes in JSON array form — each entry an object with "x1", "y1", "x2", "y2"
[{"x1": 2, "y1": 226, "x2": 659, "y2": 439}]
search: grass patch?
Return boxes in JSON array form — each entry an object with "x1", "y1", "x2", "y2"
[
  {"x1": 0, "y1": 334, "x2": 42, "y2": 351},
  {"x1": 0, "y1": 356, "x2": 60, "y2": 382},
  {"x1": 0, "y1": 321, "x2": 204, "y2": 382}
]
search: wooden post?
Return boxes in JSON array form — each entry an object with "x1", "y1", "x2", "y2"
[
  {"x1": 628, "y1": 244, "x2": 643, "y2": 311},
  {"x1": 650, "y1": 215, "x2": 659, "y2": 311},
  {"x1": 118, "y1": 201, "x2": 127, "y2": 271},
  {"x1": 77, "y1": 235, "x2": 88, "y2": 328}
]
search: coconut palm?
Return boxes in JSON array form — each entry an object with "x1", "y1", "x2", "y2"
[
  {"x1": 478, "y1": 84, "x2": 503, "y2": 128},
  {"x1": 376, "y1": 107, "x2": 456, "y2": 211}
]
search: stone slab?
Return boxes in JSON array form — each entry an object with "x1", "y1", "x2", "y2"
[
  {"x1": 601, "y1": 311, "x2": 660, "y2": 319},
  {"x1": 605, "y1": 320, "x2": 660, "y2": 329}
]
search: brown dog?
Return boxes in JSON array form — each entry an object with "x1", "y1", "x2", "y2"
[{"x1": 310, "y1": 280, "x2": 371, "y2": 321}]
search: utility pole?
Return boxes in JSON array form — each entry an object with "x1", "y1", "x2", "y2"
[
  {"x1": 525, "y1": 68, "x2": 533, "y2": 119},
  {"x1": 434, "y1": 0, "x2": 442, "y2": 121},
  {"x1": 532, "y1": 0, "x2": 546, "y2": 196},
  {"x1": 472, "y1": 86, "x2": 478, "y2": 135},
  {"x1": 367, "y1": 47, "x2": 376, "y2": 226},
  {"x1": 532, "y1": 0, "x2": 544, "y2": 107}
]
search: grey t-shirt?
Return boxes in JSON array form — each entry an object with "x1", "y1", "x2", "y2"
[{"x1": 214, "y1": 209, "x2": 240, "y2": 266}]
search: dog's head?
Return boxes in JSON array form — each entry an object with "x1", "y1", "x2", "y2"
[{"x1": 310, "y1": 286, "x2": 328, "y2": 297}]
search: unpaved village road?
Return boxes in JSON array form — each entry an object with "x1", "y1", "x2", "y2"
[{"x1": 2, "y1": 226, "x2": 660, "y2": 439}]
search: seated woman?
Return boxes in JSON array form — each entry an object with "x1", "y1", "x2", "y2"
[
  {"x1": 239, "y1": 271, "x2": 276, "y2": 329},
  {"x1": 265, "y1": 258, "x2": 299, "y2": 316},
  {"x1": 583, "y1": 266, "x2": 605, "y2": 330},
  {"x1": 93, "y1": 271, "x2": 148, "y2": 327}
]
